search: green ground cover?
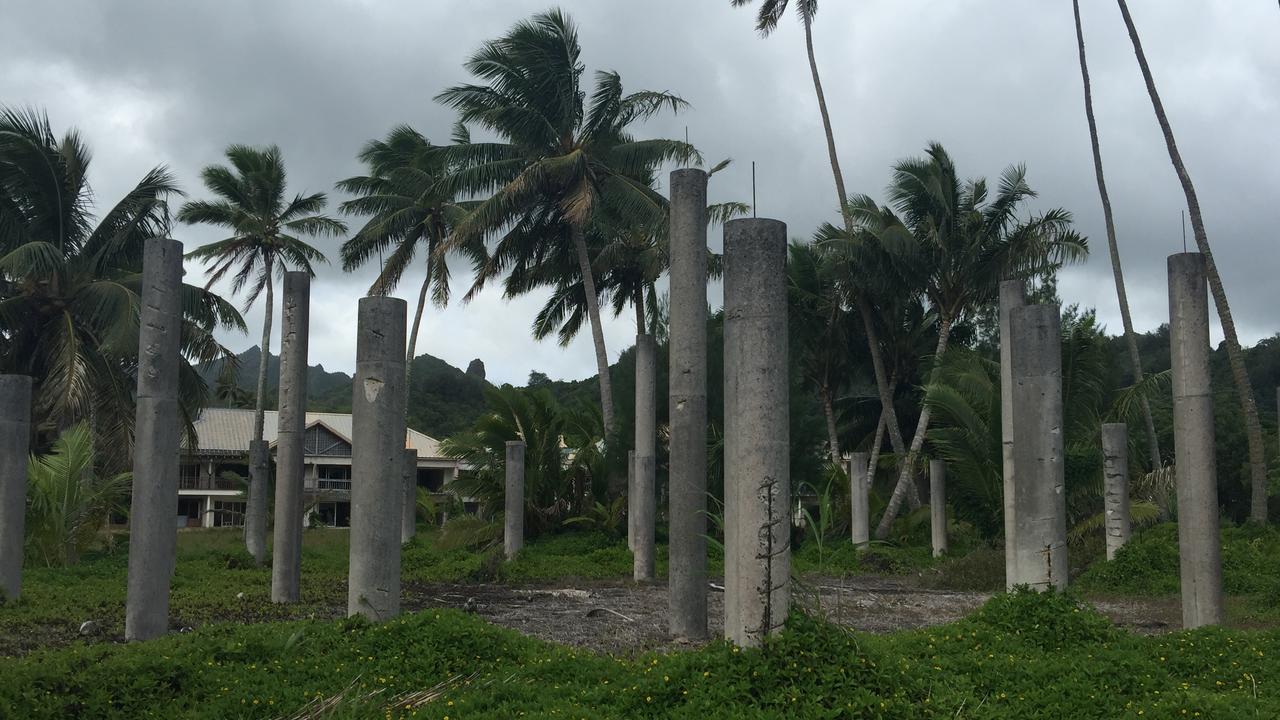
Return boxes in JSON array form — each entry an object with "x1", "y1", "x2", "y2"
[{"x1": 2, "y1": 590, "x2": 1277, "y2": 719}]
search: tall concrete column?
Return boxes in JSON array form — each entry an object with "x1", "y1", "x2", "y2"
[
  {"x1": 633, "y1": 332, "x2": 657, "y2": 578},
  {"x1": 1101, "y1": 423, "x2": 1132, "y2": 561},
  {"x1": 999, "y1": 279, "x2": 1025, "y2": 590},
  {"x1": 245, "y1": 440, "x2": 269, "y2": 565},
  {"x1": 347, "y1": 296, "x2": 407, "y2": 621},
  {"x1": 272, "y1": 272, "x2": 309, "y2": 604},
  {"x1": 849, "y1": 451, "x2": 870, "y2": 549},
  {"x1": 0, "y1": 375, "x2": 32, "y2": 602},
  {"x1": 723, "y1": 217, "x2": 789, "y2": 648},
  {"x1": 633, "y1": 454, "x2": 656, "y2": 582},
  {"x1": 1168, "y1": 253, "x2": 1224, "y2": 628},
  {"x1": 930, "y1": 459, "x2": 947, "y2": 558},
  {"x1": 667, "y1": 168, "x2": 709, "y2": 640},
  {"x1": 1009, "y1": 303, "x2": 1067, "y2": 591},
  {"x1": 504, "y1": 441, "x2": 525, "y2": 560},
  {"x1": 125, "y1": 237, "x2": 183, "y2": 641},
  {"x1": 401, "y1": 448, "x2": 419, "y2": 544}
]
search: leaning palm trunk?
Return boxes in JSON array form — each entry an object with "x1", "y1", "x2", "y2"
[
  {"x1": 1117, "y1": 0, "x2": 1268, "y2": 524},
  {"x1": 875, "y1": 316, "x2": 952, "y2": 539},
  {"x1": 245, "y1": 264, "x2": 273, "y2": 558},
  {"x1": 802, "y1": 15, "x2": 917, "y2": 505},
  {"x1": 405, "y1": 254, "x2": 434, "y2": 385},
  {"x1": 820, "y1": 384, "x2": 841, "y2": 461},
  {"x1": 1072, "y1": 0, "x2": 1164, "y2": 487},
  {"x1": 570, "y1": 224, "x2": 617, "y2": 473}
]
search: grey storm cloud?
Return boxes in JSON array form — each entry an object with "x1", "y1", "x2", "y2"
[{"x1": 2, "y1": 0, "x2": 1276, "y2": 384}]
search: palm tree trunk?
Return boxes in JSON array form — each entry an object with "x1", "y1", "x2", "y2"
[
  {"x1": 1073, "y1": 0, "x2": 1164, "y2": 480},
  {"x1": 856, "y1": 297, "x2": 921, "y2": 510},
  {"x1": 634, "y1": 287, "x2": 646, "y2": 336},
  {"x1": 1117, "y1": 0, "x2": 1268, "y2": 525},
  {"x1": 865, "y1": 388, "x2": 889, "y2": 485},
  {"x1": 570, "y1": 223, "x2": 617, "y2": 451},
  {"x1": 802, "y1": 15, "x2": 918, "y2": 508},
  {"x1": 245, "y1": 261, "x2": 274, "y2": 558},
  {"x1": 405, "y1": 255, "x2": 432, "y2": 386},
  {"x1": 875, "y1": 315, "x2": 953, "y2": 539},
  {"x1": 253, "y1": 273, "x2": 273, "y2": 441},
  {"x1": 820, "y1": 384, "x2": 841, "y2": 462}
]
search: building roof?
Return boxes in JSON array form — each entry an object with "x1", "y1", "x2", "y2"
[{"x1": 185, "y1": 408, "x2": 446, "y2": 459}]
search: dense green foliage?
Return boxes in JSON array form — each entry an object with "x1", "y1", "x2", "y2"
[
  {"x1": 23, "y1": 424, "x2": 130, "y2": 568},
  {"x1": 3, "y1": 588, "x2": 1278, "y2": 718},
  {"x1": 1077, "y1": 523, "x2": 1280, "y2": 599}
]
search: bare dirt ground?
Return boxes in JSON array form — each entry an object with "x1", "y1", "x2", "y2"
[{"x1": 400, "y1": 575, "x2": 1186, "y2": 656}]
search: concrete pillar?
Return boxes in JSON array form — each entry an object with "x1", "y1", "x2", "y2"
[
  {"x1": 1009, "y1": 303, "x2": 1067, "y2": 591},
  {"x1": 633, "y1": 332, "x2": 657, "y2": 578},
  {"x1": 1101, "y1": 423, "x2": 1132, "y2": 561},
  {"x1": 245, "y1": 440, "x2": 269, "y2": 565},
  {"x1": 849, "y1": 451, "x2": 870, "y2": 549},
  {"x1": 1168, "y1": 253, "x2": 1224, "y2": 628},
  {"x1": 0, "y1": 375, "x2": 32, "y2": 602},
  {"x1": 722, "y1": 217, "x2": 789, "y2": 648},
  {"x1": 347, "y1": 296, "x2": 407, "y2": 621},
  {"x1": 401, "y1": 448, "x2": 419, "y2": 544},
  {"x1": 633, "y1": 454, "x2": 656, "y2": 582},
  {"x1": 504, "y1": 441, "x2": 525, "y2": 560},
  {"x1": 125, "y1": 237, "x2": 183, "y2": 641},
  {"x1": 271, "y1": 272, "x2": 309, "y2": 604},
  {"x1": 930, "y1": 459, "x2": 947, "y2": 558},
  {"x1": 667, "y1": 168, "x2": 709, "y2": 640},
  {"x1": 999, "y1": 279, "x2": 1025, "y2": 590}
]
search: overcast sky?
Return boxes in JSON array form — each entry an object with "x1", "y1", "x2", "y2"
[{"x1": 3, "y1": 0, "x2": 1277, "y2": 384}]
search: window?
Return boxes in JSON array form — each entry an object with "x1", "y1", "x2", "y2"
[
  {"x1": 212, "y1": 500, "x2": 246, "y2": 527},
  {"x1": 179, "y1": 463, "x2": 202, "y2": 489},
  {"x1": 315, "y1": 501, "x2": 350, "y2": 527},
  {"x1": 317, "y1": 465, "x2": 351, "y2": 491}
]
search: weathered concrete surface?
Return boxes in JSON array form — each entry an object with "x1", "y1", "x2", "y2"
[
  {"x1": 504, "y1": 441, "x2": 526, "y2": 561},
  {"x1": 1009, "y1": 303, "x2": 1067, "y2": 592},
  {"x1": 245, "y1": 440, "x2": 269, "y2": 565},
  {"x1": 272, "y1": 271, "x2": 309, "y2": 604},
  {"x1": 723, "y1": 217, "x2": 789, "y2": 648},
  {"x1": 930, "y1": 459, "x2": 948, "y2": 558},
  {"x1": 849, "y1": 452, "x2": 870, "y2": 549},
  {"x1": 125, "y1": 237, "x2": 183, "y2": 641},
  {"x1": 347, "y1": 296, "x2": 407, "y2": 621},
  {"x1": 667, "y1": 168, "x2": 709, "y2": 640},
  {"x1": 1168, "y1": 253, "x2": 1224, "y2": 628},
  {"x1": 1101, "y1": 423, "x2": 1132, "y2": 561},
  {"x1": 999, "y1": 279, "x2": 1025, "y2": 590},
  {"x1": 0, "y1": 375, "x2": 32, "y2": 602},
  {"x1": 633, "y1": 454, "x2": 656, "y2": 582},
  {"x1": 633, "y1": 332, "x2": 657, "y2": 577},
  {"x1": 402, "y1": 448, "x2": 419, "y2": 544}
]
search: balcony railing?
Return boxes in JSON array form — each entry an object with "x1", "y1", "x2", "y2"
[{"x1": 178, "y1": 476, "x2": 239, "y2": 491}]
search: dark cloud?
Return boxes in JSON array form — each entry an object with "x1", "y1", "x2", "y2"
[{"x1": 3, "y1": 0, "x2": 1276, "y2": 384}]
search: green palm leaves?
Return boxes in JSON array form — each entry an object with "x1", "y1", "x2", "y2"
[{"x1": 0, "y1": 107, "x2": 244, "y2": 464}]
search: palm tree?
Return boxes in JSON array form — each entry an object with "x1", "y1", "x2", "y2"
[
  {"x1": 336, "y1": 125, "x2": 484, "y2": 380},
  {"x1": 0, "y1": 107, "x2": 243, "y2": 467},
  {"x1": 178, "y1": 144, "x2": 345, "y2": 555},
  {"x1": 731, "y1": 0, "x2": 911, "y2": 487},
  {"x1": 1071, "y1": 0, "x2": 1164, "y2": 487},
  {"x1": 436, "y1": 9, "x2": 697, "y2": 441},
  {"x1": 1115, "y1": 0, "x2": 1268, "y2": 525},
  {"x1": 788, "y1": 240, "x2": 857, "y2": 461},
  {"x1": 846, "y1": 143, "x2": 1088, "y2": 539},
  {"x1": 24, "y1": 423, "x2": 132, "y2": 567}
]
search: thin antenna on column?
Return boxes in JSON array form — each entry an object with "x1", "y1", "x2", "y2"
[
  {"x1": 1182, "y1": 210, "x2": 1187, "y2": 253},
  {"x1": 752, "y1": 161, "x2": 757, "y2": 218}
]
